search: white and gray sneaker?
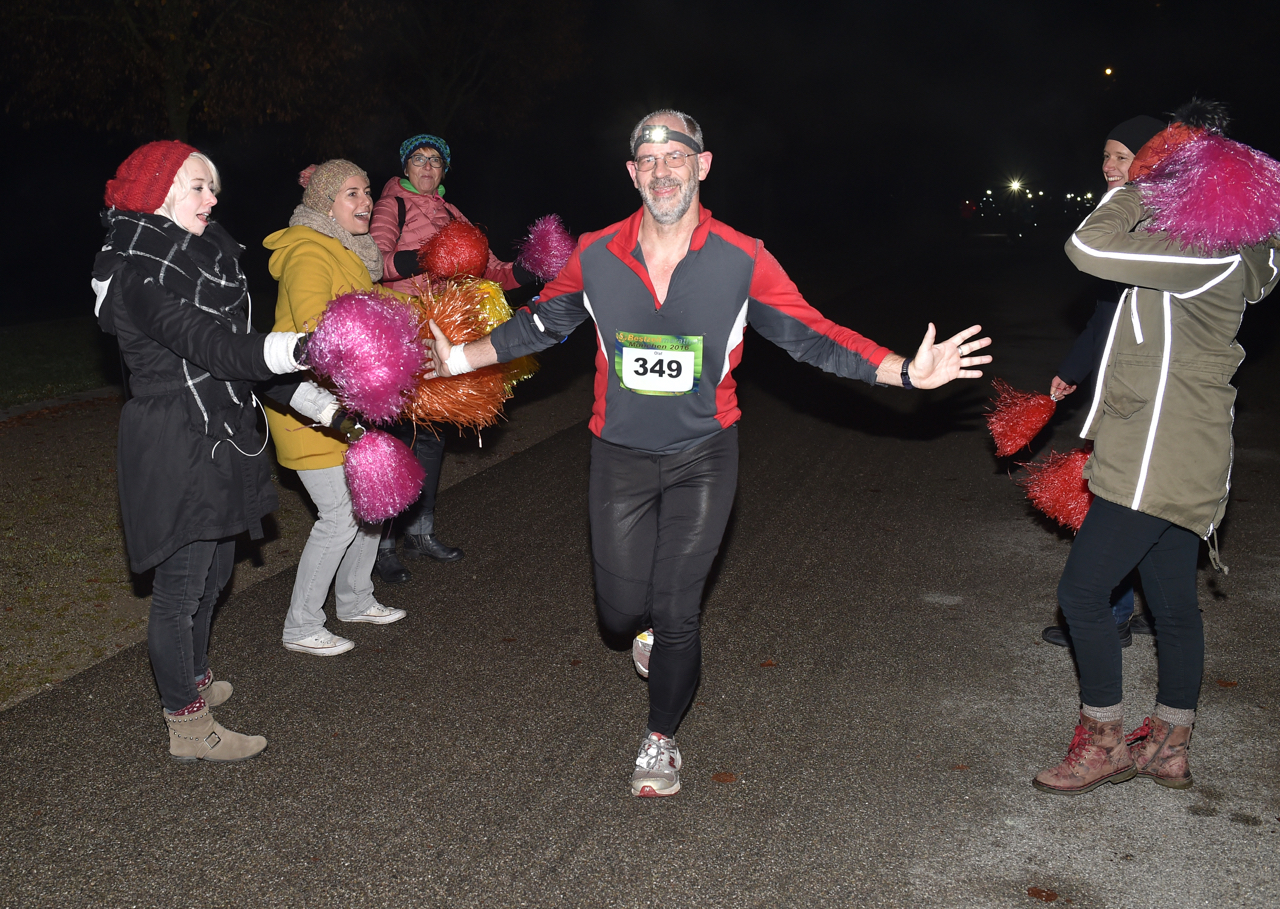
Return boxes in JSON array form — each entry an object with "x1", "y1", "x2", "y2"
[
  {"x1": 340, "y1": 603, "x2": 407, "y2": 625},
  {"x1": 631, "y1": 730, "x2": 682, "y2": 797},
  {"x1": 283, "y1": 629, "x2": 355, "y2": 656},
  {"x1": 632, "y1": 628, "x2": 653, "y2": 678}
]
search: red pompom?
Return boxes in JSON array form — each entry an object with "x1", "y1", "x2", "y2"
[
  {"x1": 298, "y1": 164, "x2": 317, "y2": 189},
  {"x1": 419, "y1": 221, "x2": 490, "y2": 281},
  {"x1": 1017, "y1": 447, "x2": 1094, "y2": 532},
  {"x1": 986, "y1": 379, "x2": 1057, "y2": 457}
]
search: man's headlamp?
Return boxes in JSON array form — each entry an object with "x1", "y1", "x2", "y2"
[{"x1": 632, "y1": 124, "x2": 703, "y2": 156}]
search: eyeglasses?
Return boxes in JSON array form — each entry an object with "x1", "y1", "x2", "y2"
[
  {"x1": 408, "y1": 154, "x2": 445, "y2": 169},
  {"x1": 633, "y1": 151, "x2": 699, "y2": 172}
]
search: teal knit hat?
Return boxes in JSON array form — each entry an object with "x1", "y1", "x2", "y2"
[{"x1": 399, "y1": 134, "x2": 451, "y2": 172}]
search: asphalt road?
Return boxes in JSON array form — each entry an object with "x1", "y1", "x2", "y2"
[{"x1": 2, "y1": 234, "x2": 1278, "y2": 908}]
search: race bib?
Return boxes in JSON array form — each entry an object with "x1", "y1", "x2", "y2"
[{"x1": 614, "y1": 331, "x2": 703, "y2": 395}]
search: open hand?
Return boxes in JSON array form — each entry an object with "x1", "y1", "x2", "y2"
[{"x1": 909, "y1": 323, "x2": 992, "y2": 389}]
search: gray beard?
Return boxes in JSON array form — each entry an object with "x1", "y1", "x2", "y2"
[{"x1": 640, "y1": 173, "x2": 698, "y2": 225}]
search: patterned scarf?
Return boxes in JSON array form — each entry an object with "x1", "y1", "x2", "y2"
[
  {"x1": 101, "y1": 209, "x2": 249, "y2": 318},
  {"x1": 287, "y1": 205, "x2": 384, "y2": 281}
]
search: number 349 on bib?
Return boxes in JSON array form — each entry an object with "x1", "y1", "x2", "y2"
[{"x1": 615, "y1": 333, "x2": 703, "y2": 395}]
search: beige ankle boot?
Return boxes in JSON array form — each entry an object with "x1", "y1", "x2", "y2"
[
  {"x1": 164, "y1": 705, "x2": 266, "y2": 763},
  {"x1": 196, "y1": 673, "x2": 232, "y2": 708}
]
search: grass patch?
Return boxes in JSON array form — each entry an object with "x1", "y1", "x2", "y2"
[{"x1": 0, "y1": 317, "x2": 120, "y2": 408}]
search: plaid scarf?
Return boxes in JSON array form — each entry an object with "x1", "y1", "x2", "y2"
[
  {"x1": 101, "y1": 209, "x2": 250, "y2": 320},
  {"x1": 98, "y1": 210, "x2": 261, "y2": 441}
]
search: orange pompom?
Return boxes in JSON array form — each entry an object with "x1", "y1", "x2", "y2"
[
  {"x1": 406, "y1": 284, "x2": 510, "y2": 431},
  {"x1": 986, "y1": 379, "x2": 1057, "y2": 457},
  {"x1": 419, "y1": 220, "x2": 490, "y2": 281},
  {"x1": 1017, "y1": 446, "x2": 1094, "y2": 532}
]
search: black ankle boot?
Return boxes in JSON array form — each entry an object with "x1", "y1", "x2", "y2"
[
  {"x1": 403, "y1": 532, "x2": 464, "y2": 562},
  {"x1": 402, "y1": 512, "x2": 464, "y2": 562},
  {"x1": 1041, "y1": 621, "x2": 1132, "y2": 648},
  {"x1": 374, "y1": 547, "x2": 412, "y2": 583}
]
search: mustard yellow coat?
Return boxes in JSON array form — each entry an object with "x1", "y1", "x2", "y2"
[{"x1": 263, "y1": 226, "x2": 375, "y2": 471}]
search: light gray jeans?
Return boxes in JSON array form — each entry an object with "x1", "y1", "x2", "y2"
[{"x1": 283, "y1": 465, "x2": 380, "y2": 642}]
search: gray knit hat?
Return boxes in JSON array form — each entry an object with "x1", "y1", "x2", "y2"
[{"x1": 298, "y1": 159, "x2": 368, "y2": 214}]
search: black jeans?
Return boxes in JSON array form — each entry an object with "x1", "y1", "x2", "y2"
[
  {"x1": 589, "y1": 427, "x2": 739, "y2": 736},
  {"x1": 387, "y1": 423, "x2": 445, "y2": 534},
  {"x1": 148, "y1": 539, "x2": 234, "y2": 712},
  {"x1": 1058, "y1": 496, "x2": 1203, "y2": 710}
]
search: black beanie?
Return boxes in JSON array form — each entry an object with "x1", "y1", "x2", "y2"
[{"x1": 1107, "y1": 115, "x2": 1165, "y2": 155}]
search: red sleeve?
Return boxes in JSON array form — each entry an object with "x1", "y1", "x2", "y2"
[{"x1": 749, "y1": 245, "x2": 889, "y2": 366}]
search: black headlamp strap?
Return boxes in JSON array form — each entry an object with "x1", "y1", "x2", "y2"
[{"x1": 632, "y1": 125, "x2": 703, "y2": 156}]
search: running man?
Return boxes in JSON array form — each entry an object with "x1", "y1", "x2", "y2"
[{"x1": 426, "y1": 109, "x2": 993, "y2": 796}]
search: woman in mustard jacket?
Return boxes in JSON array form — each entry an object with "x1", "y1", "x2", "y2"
[{"x1": 264, "y1": 159, "x2": 408, "y2": 656}]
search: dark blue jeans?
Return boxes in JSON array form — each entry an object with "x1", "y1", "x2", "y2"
[
  {"x1": 148, "y1": 539, "x2": 234, "y2": 712},
  {"x1": 589, "y1": 428, "x2": 739, "y2": 736},
  {"x1": 1058, "y1": 497, "x2": 1203, "y2": 710}
]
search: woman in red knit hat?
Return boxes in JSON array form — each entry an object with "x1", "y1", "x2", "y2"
[{"x1": 93, "y1": 140, "x2": 308, "y2": 762}]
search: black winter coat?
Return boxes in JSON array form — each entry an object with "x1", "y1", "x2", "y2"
[{"x1": 93, "y1": 216, "x2": 279, "y2": 572}]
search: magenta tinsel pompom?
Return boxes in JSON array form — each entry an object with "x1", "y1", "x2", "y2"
[
  {"x1": 1017, "y1": 447, "x2": 1094, "y2": 532},
  {"x1": 515, "y1": 214, "x2": 576, "y2": 282},
  {"x1": 343, "y1": 430, "x2": 426, "y2": 523},
  {"x1": 986, "y1": 379, "x2": 1057, "y2": 457},
  {"x1": 307, "y1": 291, "x2": 425, "y2": 424},
  {"x1": 1140, "y1": 133, "x2": 1280, "y2": 253}
]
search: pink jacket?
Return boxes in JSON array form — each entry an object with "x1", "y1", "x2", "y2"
[{"x1": 370, "y1": 177, "x2": 517, "y2": 295}]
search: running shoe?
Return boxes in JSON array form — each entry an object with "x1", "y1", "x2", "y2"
[
  {"x1": 283, "y1": 630, "x2": 355, "y2": 656},
  {"x1": 340, "y1": 603, "x2": 407, "y2": 625},
  {"x1": 632, "y1": 628, "x2": 654, "y2": 678},
  {"x1": 631, "y1": 731, "x2": 682, "y2": 797}
]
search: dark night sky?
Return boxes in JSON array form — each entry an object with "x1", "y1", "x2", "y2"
[{"x1": 3, "y1": 0, "x2": 1278, "y2": 324}]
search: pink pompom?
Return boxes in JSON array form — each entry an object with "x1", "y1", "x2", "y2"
[
  {"x1": 1139, "y1": 133, "x2": 1280, "y2": 253},
  {"x1": 1017, "y1": 447, "x2": 1094, "y2": 532},
  {"x1": 516, "y1": 214, "x2": 576, "y2": 282},
  {"x1": 986, "y1": 379, "x2": 1056, "y2": 457},
  {"x1": 307, "y1": 290, "x2": 426, "y2": 424},
  {"x1": 343, "y1": 430, "x2": 427, "y2": 523},
  {"x1": 298, "y1": 165, "x2": 317, "y2": 188}
]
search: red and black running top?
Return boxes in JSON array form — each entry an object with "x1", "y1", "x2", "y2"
[{"x1": 490, "y1": 206, "x2": 889, "y2": 455}]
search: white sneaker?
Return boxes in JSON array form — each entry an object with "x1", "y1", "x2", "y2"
[
  {"x1": 633, "y1": 628, "x2": 653, "y2": 678},
  {"x1": 283, "y1": 630, "x2": 355, "y2": 656},
  {"x1": 631, "y1": 730, "x2": 682, "y2": 797},
  {"x1": 339, "y1": 603, "x2": 407, "y2": 625}
]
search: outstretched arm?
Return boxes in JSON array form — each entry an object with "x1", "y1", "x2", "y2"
[{"x1": 873, "y1": 323, "x2": 992, "y2": 389}]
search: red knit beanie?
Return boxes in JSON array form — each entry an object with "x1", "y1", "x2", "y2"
[{"x1": 104, "y1": 140, "x2": 199, "y2": 213}]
